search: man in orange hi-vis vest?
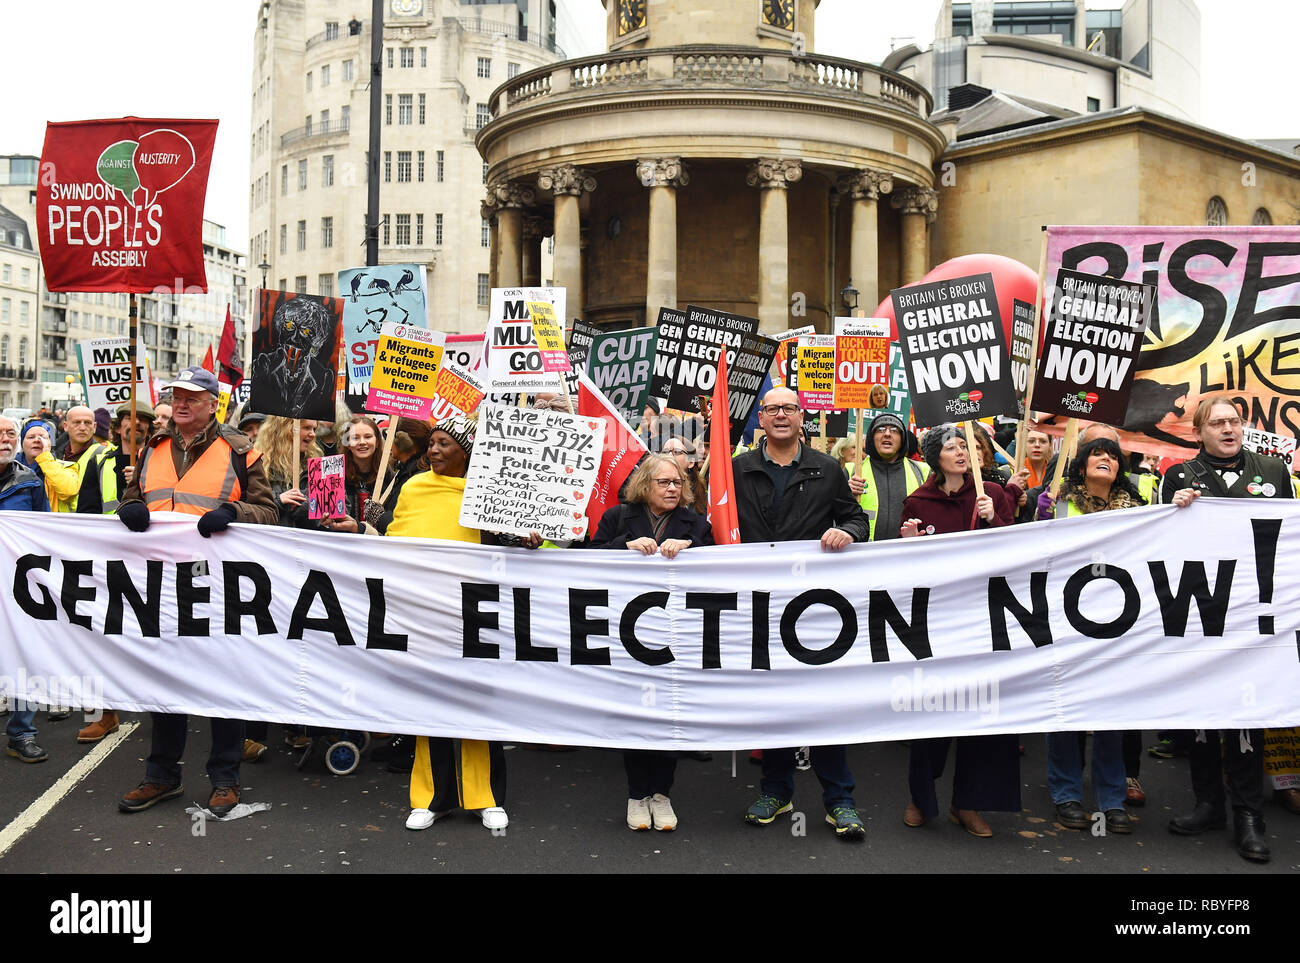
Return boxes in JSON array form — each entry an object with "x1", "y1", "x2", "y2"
[{"x1": 114, "y1": 366, "x2": 278, "y2": 819}]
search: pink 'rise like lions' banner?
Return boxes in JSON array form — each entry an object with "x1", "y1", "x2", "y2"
[{"x1": 1044, "y1": 226, "x2": 1300, "y2": 459}]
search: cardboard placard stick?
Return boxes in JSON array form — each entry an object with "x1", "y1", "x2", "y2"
[
  {"x1": 1048, "y1": 418, "x2": 1080, "y2": 498},
  {"x1": 855, "y1": 410, "x2": 864, "y2": 478},
  {"x1": 292, "y1": 419, "x2": 300, "y2": 489},
  {"x1": 1014, "y1": 229, "x2": 1049, "y2": 473},
  {"x1": 963, "y1": 420, "x2": 984, "y2": 491},
  {"x1": 819, "y1": 411, "x2": 827, "y2": 452},
  {"x1": 374, "y1": 419, "x2": 399, "y2": 504}
]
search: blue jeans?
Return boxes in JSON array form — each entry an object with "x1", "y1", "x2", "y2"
[
  {"x1": 6, "y1": 707, "x2": 37, "y2": 743},
  {"x1": 761, "y1": 745, "x2": 855, "y2": 813},
  {"x1": 1047, "y1": 730, "x2": 1126, "y2": 811}
]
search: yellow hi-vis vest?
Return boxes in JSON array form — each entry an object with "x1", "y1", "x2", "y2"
[{"x1": 846, "y1": 458, "x2": 929, "y2": 537}]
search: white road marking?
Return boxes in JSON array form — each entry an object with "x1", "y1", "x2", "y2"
[{"x1": 0, "y1": 721, "x2": 140, "y2": 859}]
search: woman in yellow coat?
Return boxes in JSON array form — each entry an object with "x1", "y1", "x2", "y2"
[
  {"x1": 386, "y1": 414, "x2": 511, "y2": 833},
  {"x1": 17, "y1": 421, "x2": 80, "y2": 512}
]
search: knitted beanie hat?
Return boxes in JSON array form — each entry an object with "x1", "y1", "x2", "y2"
[
  {"x1": 920, "y1": 423, "x2": 962, "y2": 474},
  {"x1": 433, "y1": 414, "x2": 476, "y2": 456}
]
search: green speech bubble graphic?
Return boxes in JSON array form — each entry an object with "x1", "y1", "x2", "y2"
[{"x1": 96, "y1": 140, "x2": 140, "y2": 203}]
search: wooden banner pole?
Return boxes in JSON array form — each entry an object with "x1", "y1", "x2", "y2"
[
  {"x1": 854, "y1": 409, "x2": 864, "y2": 477},
  {"x1": 963, "y1": 420, "x2": 984, "y2": 491},
  {"x1": 292, "y1": 419, "x2": 301, "y2": 488},
  {"x1": 374, "y1": 419, "x2": 399, "y2": 504},
  {"x1": 1048, "y1": 417, "x2": 1080, "y2": 499}
]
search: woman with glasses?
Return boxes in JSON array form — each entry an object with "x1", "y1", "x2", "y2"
[
  {"x1": 660, "y1": 438, "x2": 708, "y2": 513},
  {"x1": 588, "y1": 453, "x2": 715, "y2": 831}
]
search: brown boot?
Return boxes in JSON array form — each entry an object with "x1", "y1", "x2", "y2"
[{"x1": 77, "y1": 711, "x2": 120, "y2": 744}]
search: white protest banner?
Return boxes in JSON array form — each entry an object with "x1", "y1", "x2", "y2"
[
  {"x1": 364, "y1": 322, "x2": 445, "y2": 419},
  {"x1": 1242, "y1": 426, "x2": 1296, "y2": 469},
  {"x1": 76, "y1": 338, "x2": 148, "y2": 410},
  {"x1": 2, "y1": 503, "x2": 1298, "y2": 749},
  {"x1": 428, "y1": 359, "x2": 486, "y2": 421},
  {"x1": 460, "y1": 402, "x2": 605, "y2": 541},
  {"x1": 486, "y1": 286, "x2": 566, "y2": 392}
]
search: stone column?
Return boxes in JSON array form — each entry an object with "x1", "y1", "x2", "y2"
[
  {"x1": 747, "y1": 158, "x2": 802, "y2": 332},
  {"x1": 538, "y1": 165, "x2": 597, "y2": 316},
  {"x1": 891, "y1": 185, "x2": 939, "y2": 284},
  {"x1": 837, "y1": 168, "x2": 894, "y2": 312},
  {"x1": 522, "y1": 215, "x2": 548, "y2": 288},
  {"x1": 482, "y1": 181, "x2": 535, "y2": 288},
  {"x1": 636, "y1": 157, "x2": 689, "y2": 318}
]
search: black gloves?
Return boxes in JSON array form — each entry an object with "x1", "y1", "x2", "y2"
[
  {"x1": 118, "y1": 502, "x2": 151, "y2": 532},
  {"x1": 196, "y1": 503, "x2": 237, "y2": 538}
]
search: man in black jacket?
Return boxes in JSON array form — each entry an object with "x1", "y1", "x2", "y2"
[
  {"x1": 1161, "y1": 395, "x2": 1293, "y2": 864},
  {"x1": 733, "y1": 387, "x2": 870, "y2": 840}
]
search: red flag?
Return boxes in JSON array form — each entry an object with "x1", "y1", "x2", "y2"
[
  {"x1": 708, "y1": 349, "x2": 740, "y2": 545},
  {"x1": 200, "y1": 344, "x2": 215, "y2": 373},
  {"x1": 36, "y1": 117, "x2": 218, "y2": 293},
  {"x1": 576, "y1": 368, "x2": 647, "y2": 535},
  {"x1": 217, "y1": 304, "x2": 243, "y2": 386}
]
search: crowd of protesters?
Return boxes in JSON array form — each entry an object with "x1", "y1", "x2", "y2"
[{"x1": 1, "y1": 374, "x2": 1297, "y2": 863}]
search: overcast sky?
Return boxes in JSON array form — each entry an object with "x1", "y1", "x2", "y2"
[{"x1": 4, "y1": 0, "x2": 1292, "y2": 253}]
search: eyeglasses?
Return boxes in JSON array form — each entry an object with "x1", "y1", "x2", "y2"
[
  {"x1": 1205, "y1": 417, "x2": 1243, "y2": 430},
  {"x1": 759, "y1": 404, "x2": 801, "y2": 415},
  {"x1": 653, "y1": 478, "x2": 684, "y2": 488},
  {"x1": 874, "y1": 426, "x2": 901, "y2": 435},
  {"x1": 662, "y1": 447, "x2": 686, "y2": 455}
]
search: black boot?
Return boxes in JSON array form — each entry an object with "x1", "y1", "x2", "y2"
[
  {"x1": 1234, "y1": 808, "x2": 1270, "y2": 863},
  {"x1": 1168, "y1": 801, "x2": 1226, "y2": 835}
]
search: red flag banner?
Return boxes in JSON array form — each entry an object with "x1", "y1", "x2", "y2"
[
  {"x1": 36, "y1": 117, "x2": 218, "y2": 293},
  {"x1": 708, "y1": 349, "x2": 740, "y2": 545},
  {"x1": 200, "y1": 344, "x2": 215, "y2": 373},
  {"x1": 217, "y1": 304, "x2": 243, "y2": 387},
  {"x1": 577, "y1": 368, "x2": 647, "y2": 535}
]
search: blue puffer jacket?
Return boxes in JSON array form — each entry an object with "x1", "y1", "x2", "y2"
[{"x1": 0, "y1": 462, "x2": 52, "y2": 512}]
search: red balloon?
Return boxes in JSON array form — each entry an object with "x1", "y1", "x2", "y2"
[{"x1": 871, "y1": 253, "x2": 1040, "y2": 346}]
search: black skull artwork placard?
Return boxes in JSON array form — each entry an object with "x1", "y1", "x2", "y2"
[{"x1": 248, "y1": 289, "x2": 344, "y2": 421}]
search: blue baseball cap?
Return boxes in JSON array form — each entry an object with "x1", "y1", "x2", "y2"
[{"x1": 161, "y1": 366, "x2": 220, "y2": 397}]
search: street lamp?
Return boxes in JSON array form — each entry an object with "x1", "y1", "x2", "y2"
[
  {"x1": 184, "y1": 321, "x2": 194, "y2": 370},
  {"x1": 258, "y1": 259, "x2": 271, "y2": 290},
  {"x1": 840, "y1": 279, "x2": 860, "y2": 314}
]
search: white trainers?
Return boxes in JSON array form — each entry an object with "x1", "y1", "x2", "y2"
[
  {"x1": 480, "y1": 806, "x2": 509, "y2": 831},
  {"x1": 627, "y1": 796, "x2": 651, "y2": 831},
  {"x1": 406, "y1": 808, "x2": 443, "y2": 830},
  {"x1": 648, "y1": 793, "x2": 678, "y2": 831}
]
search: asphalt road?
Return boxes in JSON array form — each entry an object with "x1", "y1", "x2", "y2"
[{"x1": 2, "y1": 712, "x2": 1297, "y2": 875}]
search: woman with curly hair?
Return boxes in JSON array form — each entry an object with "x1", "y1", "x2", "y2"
[{"x1": 254, "y1": 416, "x2": 320, "y2": 527}]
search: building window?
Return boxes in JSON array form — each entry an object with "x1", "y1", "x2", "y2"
[
  {"x1": 304, "y1": 115, "x2": 312, "y2": 136},
  {"x1": 319, "y1": 273, "x2": 334, "y2": 297},
  {"x1": 322, "y1": 154, "x2": 334, "y2": 187},
  {"x1": 1, "y1": 336, "x2": 7, "y2": 363},
  {"x1": 341, "y1": 105, "x2": 350, "y2": 130},
  {"x1": 386, "y1": 47, "x2": 393, "y2": 69},
  {"x1": 436, "y1": 150, "x2": 445, "y2": 182},
  {"x1": 320, "y1": 108, "x2": 330, "y2": 129},
  {"x1": 420, "y1": 46, "x2": 427, "y2": 67},
  {"x1": 395, "y1": 213, "x2": 411, "y2": 246},
  {"x1": 416, "y1": 213, "x2": 424, "y2": 245},
  {"x1": 279, "y1": 223, "x2": 287, "y2": 255},
  {"x1": 343, "y1": 59, "x2": 354, "y2": 82},
  {"x1": 477, "y1": 274, "x2": 489, "y2": 306},
  {"x1": 321, "y1": 216, "x2": 334, "y2": 248},
  {"x1": 297, "y1": 220, "x2": 307, "y2": 251},
  {"x1": 418, "y1": 93, "x2": 426, "y2": 124},
  {"x1": 477, "y1": 57, "x2": 491, "y2": 79},
  {"x1": 400, "y1": 47, "x2": 414, "y2": 68},
  {"x1": 281, "y1": 164, "x2": 288, "y2": 195},
  {"x1": 417, "y1": 150, "x2": 425, "y2": 182},
  {"x1": 382, "y1": 216, "x2": 390, "y2": 246},
  {"x1": 18, "y1": 337, "x2": 27, "y2": 366},
  {"x1": 397, "y1": 151, "x2": 411, "y2": 182},
  {"x1": 475, "y1": 103, "x2": 491, "y2": 129},
  {"x1": 482, "y1": 161, "x2": 489, "y2": 184},
  {"x1": 1206, "y1": 196, "x2": 1228, "y2": 226},
  {"x1": 20, "y1": 302, "x2": 29, "y2": 323},
  {"x1": 296, "y1": 276, "x2": 308, "y2": 294},
  {"x1": 385, "y1": 93, "x2": 392, "y2": 125},
  {"x1": 0, "y1": 299, "x2": 8, "y2": 322},
  {"x1": 398, "y1": 94, "x2": 413, "y2": 124},
  {"x1": 306, "y1": 71, "x2": 312, "y2": 91},
  {"x1": 279, "y1": 278, "x2": 287, "y2": 291},
  {"x1": 384, "y1": 151, "x2": 392, "y2": 182},
  {"x1": 435, "y1": 213, "x2": 443, "y2": 246},
  {"x1": 298, "y1": 159, "x2": 308, "y2": 190},
  {"x1": 1, "y1": 265, "x2": 8, "y2": 283},
  {"x1": 481, "y1": 218, "x2": 490, "y2": 247},
  {"x1": 507, "y1": 61, "x2": 520, "y2": 79},
  {"x1": 321, "y1": 64, "x2": 331, "y2": 86},
  {"x1": 325, "y1": 20, "x2": 339, "y2": 40},
  {"x1": 1253, "y1": 207, "x2": 1273, "y2": 225},
  {"x1": 1086, "y1": 96, "x2": 1100, "y2": 112}
]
